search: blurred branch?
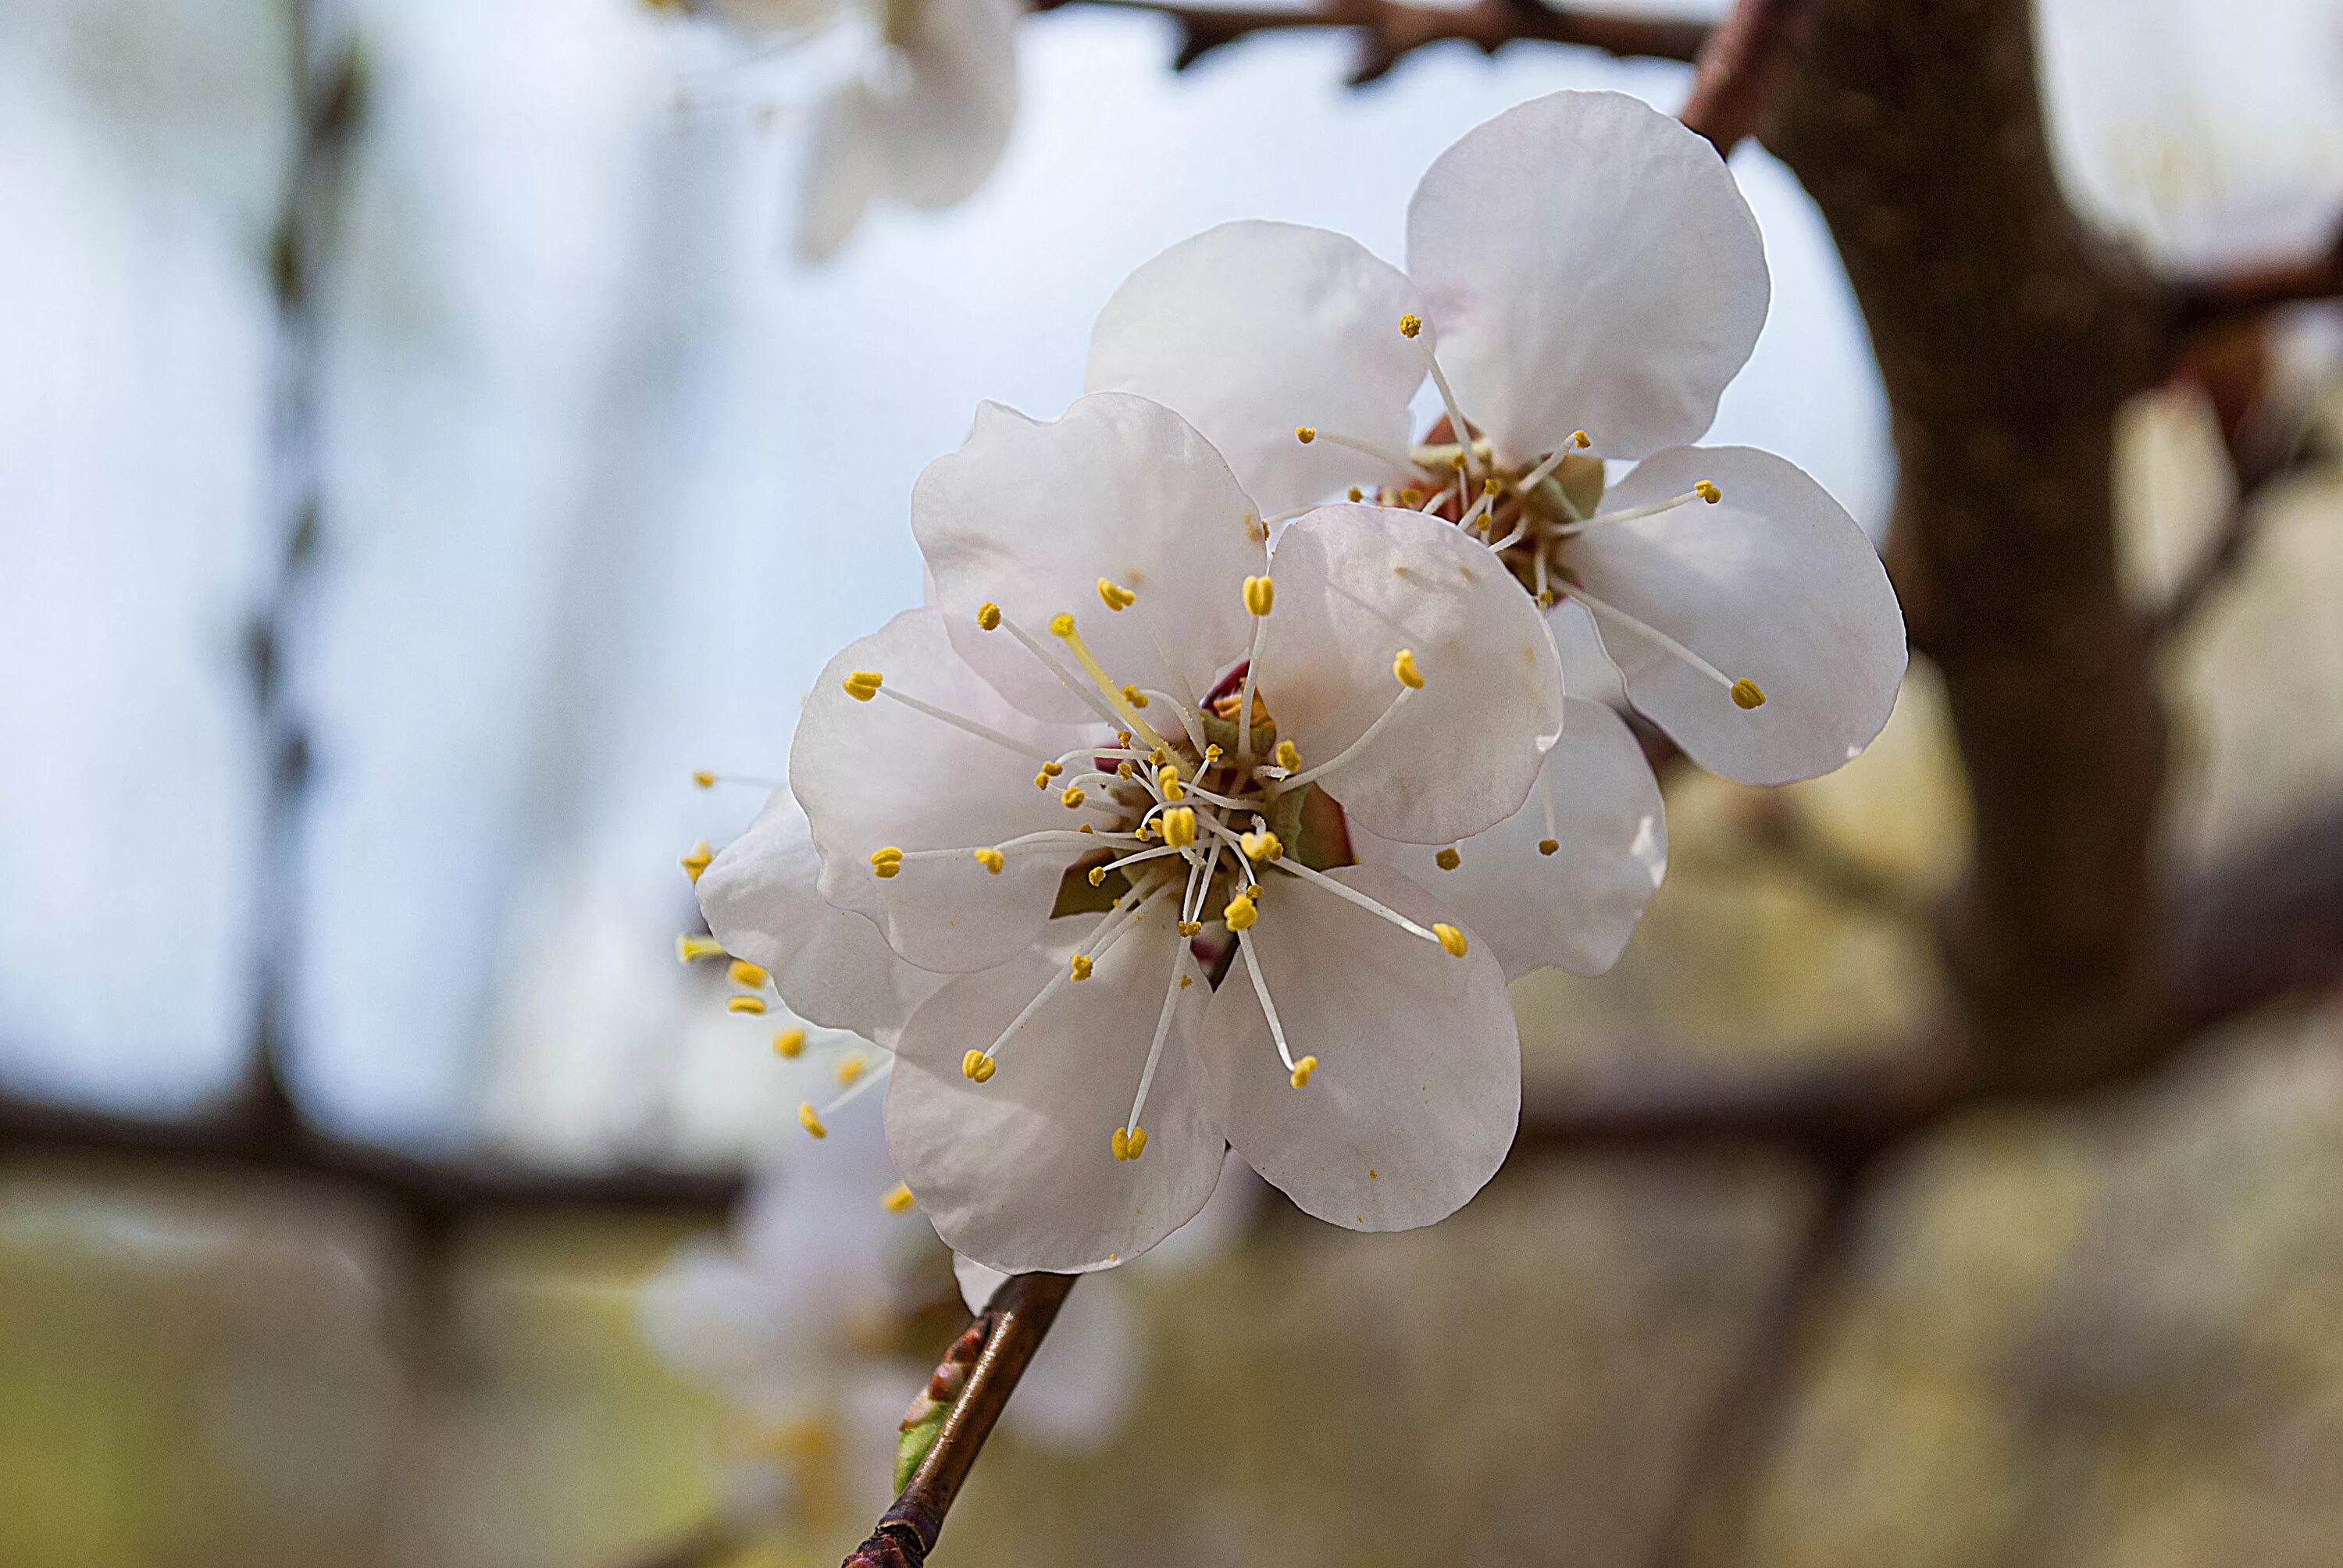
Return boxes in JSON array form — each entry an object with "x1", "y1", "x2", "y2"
[
  {"x1": 2169, "y1": 227, "x2": 2343, "y2": 342},
  {"x1": 0, "y1": 1090, "x2": 743, "y2": 1231},
  {"x1": 1031, "y1": 0, "x2": 1709, "y2": 84},
  {"x1": 1678, "y1": 0, "x2": 1816, "y2": 151},
  {"x1": 842, "y1": 1272, "x2": 1077, "y2": 1568}
]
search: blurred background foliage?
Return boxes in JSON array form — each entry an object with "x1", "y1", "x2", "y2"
[{"x1": 4, "y1": 0, "x2": 2343, "y2": 1563}]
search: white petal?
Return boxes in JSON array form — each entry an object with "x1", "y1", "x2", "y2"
[
  {"x1": 952, "y1": 1253, "x2": 1011, "y2": 1315},
  {"x1": 797, "y1": 82, "x2": 885, "y2": 263},
  {"x1": 1085, "y1": 221, "x2": 1425, "y2": 516},
  {"x1": 1349, "y1": 698, "x2": 1665, "y2": 979},
  {"x1": 697, "y1": 789, "x2": 947, "y2": 1046},
  {"x1": 886, "y1": 910, "x2": 1225, "y2": 1271},
  {"x1": 1404, "y1": 91, "x2": 1769, "y2": 461},
  {"x1": 872, "y1": 0, "x2": 1020, "y2": 210},
  {"x1": 789, "y1": 608, "x2": 1096, "y2": 971},
  {"x1": 1203, "y1": 864, "x2": 1518, "y2": 1231},
  {"x1": 1569, "y1": 445, "x2": 1906, "y2": 785},
  {"x1": 1259, "y1": 504, "x2": 1563, "y2": 845},
  {"x1": 914, "y1": 393, "x2": 1265, "y2": 722}
]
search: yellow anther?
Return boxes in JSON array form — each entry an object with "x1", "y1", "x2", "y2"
[
  {"x1": 1295, "y1": 426, "x2": 1317, "y2": 444},
  {"x1": 680, "y1": 840, "x2": 713, "y2": 883},
  {"x1": 1393, "y1": 648, "x2": 1425, "y2": 690},
  {"x1": 1224, "y1": 893, "x2": 1257, "y2": 931},
  {"x1": 1695, "y1": 479, "x2": 1722, "y2": 504},
  {"x1": 1111, "y1": 1127, "x2": 1129, "y2": 1161},
  {"x1": 1071, "y1": 953, "x2": 1093, "y2": 982},
  {"x1": 1157, "y1": 764, "x2": 1185, "y2": 801},
  {"x1": 835, "y1": 1052, "x2": 868, "y2": 1087},
  {"x1": 971, "y1": 1054, "x2": 996, "y2": 1082},
  {"x1": 1043, "y1": 761, "x2": 1064, "y2": 778},
  {"x1": 1116, "y1": 760, "x2": 1136, "y2": 779},
  {"x1": 1246, "y1": 884, "x2": 1262, "y2": 899},
  {"x1": 842, "y1": 670, "x2": 883, "y2": 701},
  {"x1": 881, "y1": 1183, "x2": 917, "y2": 1213},
  {"x1": 728, "y1": 958, "x2": 769, "y2": 988},
  {"x1": 1240, "y1": 829, "x2": 1283, "y2": 862},
  {"x1": 1097, "y1": 578, "x2": 1136, "y2": 611},
  {"x1": 1482, "y1": 476, "x2": 1501, "y2": 497},
  {"x1": 1178, "y1": 919, "x2": 1203, "y2": 936},
  {"x1": 1347, "y1": 486, "x2": 1365, "y2": 502},
  {"x1": 1061, "y1": 786, "x2": 1086, "y2": 808},
  {"x1": 1116, "y1": 731, "x2": 1133, "y2": 747},
  {"x1": 1180, "y1": 975, "x2": 1193, "y2": 989},
  {"x1": 1050, "y1": 612, "x2": 1076, "y2": 637},
  {"x1": 1127, "y1": 1126, "x2": 1147, "y2": 1158},
  {"x1": 1078, "y1": 822, "x2": 1095, "y2": 835},
  {"x1": 1149, "y1": 747, "x2": 1168, "y2": 764},
  {"x1": 961, "y1": 1048, "x2": 984, "y2": 1080},
  {"x1": 1435, "y1": 847, "x2": 1460, "y2": 871},
  {"x1": 1110, "y1": 1125, "x2": 1147, "y2": 1161},
  {"x1": 870, "y1": 846, "x2": 904, "y2": 878},
  {"x1": 692, "y1": 769, "x2": 716, "y2": 789},
  {"x1": 1274, "y1": 739, "x2": 1300, "y2": 771},
  {"x1": 1433, "y1": 924, "x2": 1469, "y2": 958},
  {"x1": 1289, "y1": 1055, "x2": 1318, "y2": 1089},
  {"x1": 1571, "y1": 429, "x2": 1592, "y2": 449},
  {"x1": 1401, "y1": 486, "x2": 1424, "y2": 506},
  {"x1": 1204, "y1": 743, "x2": 1224, "y2": 764},
  {"x1": 1087, "y1": 865, "x2": 1107, "y2": 887},
  {"x1": 1731, "y1": 678, "x2": 1767, "y2": 711},
  {"x1": 1122, "y1": 683, "x2": 1150, "y2": 709},
  {"x1": 1136, "y1": 821, "x2": 1156, "y2": 841},
  {"x1": 976, "y1": 600, "x2": 1002, "y2": 630},
  {"x1": 797, "y1": 1102, "x2": 828, "y2": 1139},
  {"x1": 677, "y1": 933, "x2": 725, "y2": 964},
  {"x1": 773, "y1": 1028, "x2": 806, "y2": 1059},
  {"x1": 1162, "y1": 807, "x2": 1198, "y2": 849},
  {"x1": 975, "y1": 847, "x2": 1005, "y2": 875},
  {"x1": 1399, "y1": 312, "x2": 1422, "y2": 339},
  {"x1": 961, "y1": 1049, "x2": 997, "y2": 1082},
  {"x1": 1243, "y1": 575, "x2": 1275, "y2": 617},
  {"x1": 1450, "y1": 451, "x2": 1467, "y2": 472},
  {"x1": 1538, "y1": 838, "x2": 1560, "y2": 857},
  {"x1": 726, "y1": 995, "x2": 768, "y2": 1014}
]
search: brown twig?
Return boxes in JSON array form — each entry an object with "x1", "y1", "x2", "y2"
[
  {"x1": 1032, "y1": 0, "x2": 1708, "y2": 83},
  {"x1": 2169, "y1": 228, "x2": 2343, "y2": 341},
  {"x1": 1678, "y1": 0, "x2": 1817, "y2": 151},
  {"x1": 841, "y1": 1272, "x2": 1078, "y2": 1567}
]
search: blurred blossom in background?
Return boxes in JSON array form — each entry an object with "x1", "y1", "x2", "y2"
[{"x1": 4, "y1": 0, "x2": 2343, "y2": 1563}]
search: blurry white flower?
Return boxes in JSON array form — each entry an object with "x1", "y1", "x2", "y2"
[
  {"x1": 706, "y1": 390, "x2": 1607, "y2": 1273},
  {"x1": 641, "y1": 1080, "x2": 1264, "y2": 1521},
  {"x1": 1087, "y1": 89, "x2": 1907, "y2": 786}
]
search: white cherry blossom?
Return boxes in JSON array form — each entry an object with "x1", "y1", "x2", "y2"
[
  {"x1": 717, "y1": 390, "x2": 1578, "y2": 1271},
  {"x1": 1086, "y1": 88, "x2": 1906, "y2": 786}
]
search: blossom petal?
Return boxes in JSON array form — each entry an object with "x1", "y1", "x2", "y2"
[
  {"x1": 1202, "y1": 864, "x2": 1517, "y2": 1231},
  {"x1": 873, "y1": 0, "x2": 1020, "y2": 210},
  {"x1": 915, "y1": 393, "x2": 1265, "y2": 722},
  {"x1": 1085, "y1": 221, "x2": 1425, "y2": 516},
  {"x1": 797, "y1": 82, "x2": 885, "y2": 263},
  {"x1": 1567, "y1": 445, "x2": 1906, "y2": 784},
  {"x1": 1404, "y1": 90, "x2": 1769, "y2": 461},
  {"x1": 887, "y1": 908, "x2": 1225, "y2": 1272},
  {"x1": 790, "y1": 608, "x2": 1096, "y2": 971},
  {"x1": 1348, "y1": 698, "x2": 1665, "y2": 978},
  {"x1": 697, "y1": 789, "x2": 947, "y2": 1045},
  {"x1": 1258, "y1": 504, "x2": 1563, "y2": 844}
]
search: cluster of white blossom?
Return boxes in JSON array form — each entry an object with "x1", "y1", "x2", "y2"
[{"x1": 679, "y1": 90, "x2": 1905, "y2": 1280}]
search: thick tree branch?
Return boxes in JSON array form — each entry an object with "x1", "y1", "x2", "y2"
[
  {"x1": 842, "y1": 1272, "x2": 1077, "y2": 1568},
  {"x1": 1678, "y1": 0, "x2": 1816, "y2": 151},
  {"x1": 1032, "y1": 0, "x2": 1709, "y2": 83}
]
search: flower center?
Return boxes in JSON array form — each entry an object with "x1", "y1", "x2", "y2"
[{"x1": 838, "y1": 576, "x2": 1472, "y2": 1160}]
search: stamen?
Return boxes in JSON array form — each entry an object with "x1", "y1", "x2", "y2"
[
  {"x1": 834, "y1": 1051, "x2": 869, "y2": 1087},
  {"x1": 842, "y1": 670, "x2": 883, "y2": 701},
  {"x1": 976, "y1": 601, "x2": 1002, "y2": 631},
  {"x1": 1243, "y1": 575, "x2": 1275, "y2": 618},
  {"x1": 1289, "y1": 1055, "x2": 1318, "y2": 1089},
  {"x1": 1161, "y1": 807, "x2": 1198, "y2": 849},
  {"x1": 1294, "y1": 426, "x2": 1316, "y2": 444},
  {"x1": 679, "y1": 840, "x2": 713, "y2": 883},
  {"x1": 869, "y1": 846, "x2": 903, "y2": 878},
  {"x1": 1311, "y1": 429, "x2": 1421, "y2": 474},
  {"x1": 676, "y1": 934, "x2": 725, "y2": 963},
  {"x1": 1393, "y1": 648, "x2": 1425, "y2": 689},
  {"x1": 728, "y1": 958, "x2": 769, "y2": 988},
  {"x1": 1223, "y1": 893, "x2": 1257, "y2": 930},
  {"x1": 1049, "y1": 613, "x2": 1177, "y2": 756},
  {"x1": 1157, "y1": 763, "x2": 1185, "y2": 801},
  {"x1": 1238, "y1": 932, "x2": 1298, "y2": 1074},
  {"x1": 1239, "y1": 829, "x2": 1282, "y2": 862},
  {"x1": 1275, "y1": 740, "x2": 1300, "y2": 772},
  {"x1": 1434, "y1": 847, "x2": 1460, "y2": 871},
  {"x1": 798, "y1": 1102, "x2": 827, "y2": 1138},
  {"x1": 1560, "y1": 583, "x2": 1759, "y2": 700},
  {"x1": 881, "y1": 1182, "x2": 917, "y2": 1213},
  {"x1": 805, "y1": 1052, "x2": 892, "y2": 1127},
  {"x1": 995, "y1": 611, "x2": 1129, "y2": 731},
  {"x1": 1119, "y1": 939, "x2": 1193, "y2": 1156},
  {"x1": 1097, "y1": 578, "x2": 1136, "y2": 611},
  {"x1": 773, "y1": 1028, "x2": 806, "y2": 1058},
  {"x1": 1731, "y1": 678, "x2": 1767, "y2": 710},
  {"x1": 1275, "y1": 860, "x2": 1466, "y2": 957},
  {"x1": 1553, "y1": 489, "x2": 1717, "y2": 536},
  {"x1": 691, "y1": 769, "x2": 783, "y2": 791},
  {"x1": 726, "y1": 995, "x2": 767, "y2": 1014},
  {"x1": 973, "y1": 878, "x2": 1172, "y2": 1074},
  {"x1": 1406, "y1": 319, "x2": 1482, "y2": 483},
  {"x1": 872, "y1": 685, "x2": 1057, "y2": 763},
  {"x1": 1272, "y1": 685, "x2": 1415, "y2": 794},
  {"x1": 975, "y1": 848, "x2": 1004, "y2": 875}
]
